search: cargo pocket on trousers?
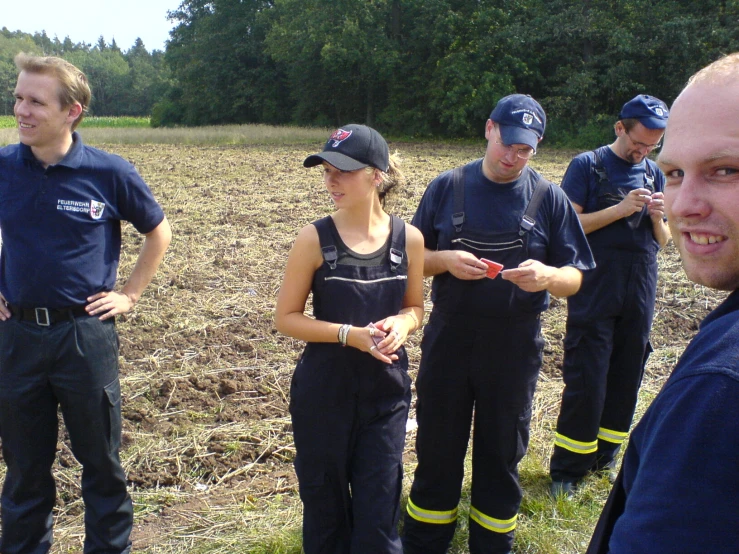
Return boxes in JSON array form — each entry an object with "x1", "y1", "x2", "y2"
[
  {"x1": 562, "y1": 332, "x2": 587, "y2": 391},
  {"x1": 294, "y1": 461, "x2": 335, "y2": 529},
  {"x1": 104, "y1": 379, "x2": 123, "y2": 450},
  {"x1": 508, "y1": 405, "x2": 533, "y2": 467}
]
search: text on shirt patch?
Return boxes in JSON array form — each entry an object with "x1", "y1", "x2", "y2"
[{"x1": 57, "y1": 199, "x2": 106, "y2": 219}]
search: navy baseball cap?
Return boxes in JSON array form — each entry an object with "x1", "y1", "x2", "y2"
[
  {"x1": 619, "y1": 95, "x2": 669, "y2": 129},
  {"x1": 489, "y1": 94, "x2": 546, "y2": 150},
  {"x1": 303, "y1": 124, "x2": 390, "y2": 172}
]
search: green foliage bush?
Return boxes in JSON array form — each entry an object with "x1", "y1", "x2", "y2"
[
  {"x1": 545, "y1": 114, "x2": 615, "y2": 150},
  {"x1": 150, "y1": 99, "x2": 182, "y2": 128}
]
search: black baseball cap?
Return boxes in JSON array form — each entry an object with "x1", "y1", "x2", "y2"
[{"x1": 303, "y1": 124, "x2": 389, "y2": 172}]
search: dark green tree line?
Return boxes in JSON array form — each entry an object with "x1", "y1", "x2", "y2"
[
  {"x1": 4, "y1": 0, "x2": 739, "y2": 141},
  {"x1": 159, "y1": 0, "x2": 739, "y2": 140}
]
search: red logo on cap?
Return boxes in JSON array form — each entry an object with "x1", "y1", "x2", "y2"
[{"x1": 329, "y1": 129, "x2": 352, "y2": 147}]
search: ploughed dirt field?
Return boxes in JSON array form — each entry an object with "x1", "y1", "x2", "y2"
[{"x1": 0, "y1": 141, "x2": 726, "y2": 552}]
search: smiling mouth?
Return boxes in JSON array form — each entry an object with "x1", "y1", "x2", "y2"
[
  {"x1": 18, "y1": 122, "x2": 33, "y2": 129},
  {"x1": 689, "y1": 232, "x2": 725, "y2": 245}
]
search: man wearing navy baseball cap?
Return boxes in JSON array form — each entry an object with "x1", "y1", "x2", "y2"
[
  {"x1": 550, "y1": 94, "x2": 671, "y2": 498},
  {"x1": 403, "y1": 94, "x2": 594, "y2": 553}
]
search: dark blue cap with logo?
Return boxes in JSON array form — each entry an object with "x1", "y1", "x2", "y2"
[
  {"x1": 490, "y1": 94, "x2": 546, "y2": 151},
  {"x1": 303, "y1": 124, "x2": 390, "y2": 172},
  {"x1": 618, "y1": 95, "x2": 669, "y2": 129}
]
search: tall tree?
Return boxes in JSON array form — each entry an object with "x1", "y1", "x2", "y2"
[
  {"x1": 164, "y1": 0, "x2": 288, "y2": 126},
  {"x1": 265, "y1": 0, "x2": 401, "y2": 127}
]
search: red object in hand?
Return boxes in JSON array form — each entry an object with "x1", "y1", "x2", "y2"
[{"x1": 480, "y1": 258, "x2": 504, "y2": 279}]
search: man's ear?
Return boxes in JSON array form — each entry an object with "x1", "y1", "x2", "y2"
[
  {"x1": 66, "y1": 102, "x2": 83, "y2": 124},
  {"x1": 485, "y1": 119, "x2": 494, "y2": 139}
]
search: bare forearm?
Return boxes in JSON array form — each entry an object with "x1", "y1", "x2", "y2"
[
  {"x1": 547, "y1": 266, "x2": 583, "y2": 297},
  {"x1": 578, "y1": 206, "x2": 626, "y2": 234},
  {"x1": 652, "y1": 217, "x2": 671, "y2": 248},
  {"x1": 121, "y1": 218, "x2": 172, "y2": 304},
  {"x1": 423, "y1": 248, "x2": 449, "y2": 277},
  {"x1": 275, "y1": 312, "x2": 343, "y2": 344},
  {"x1": 398, "y1": 306, "x2": 424, "y2": 334}
]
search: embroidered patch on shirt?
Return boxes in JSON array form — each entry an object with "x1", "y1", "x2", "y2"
[{"x1": 57, "y1": 199, "x2": 106, "y2": 219}]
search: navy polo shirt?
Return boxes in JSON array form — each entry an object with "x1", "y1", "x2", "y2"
[
  {"x1": 608, "y1": 290, "x2": 739, "y2": 551},
  {"x1": 561, "y1": 147, "x2": 665, "y2": 252},
  {"x1": 0, "y1": 132, "x2": 165, "y2": 308},
  {"x1": 412, "y1": 160, "x2": 594, "y2": 314}
]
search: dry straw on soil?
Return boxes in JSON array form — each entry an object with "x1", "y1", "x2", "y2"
[{"x1": 0, "y1": 134, "x2": 726, "y2": 553}]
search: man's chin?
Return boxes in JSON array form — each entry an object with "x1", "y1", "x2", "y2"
[{"x1": 682, "y1": 261, "x2": 739, "y2": 291}]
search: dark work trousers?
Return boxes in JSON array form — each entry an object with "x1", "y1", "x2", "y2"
[
  {"x1": 403, "y1": 311, "x2": 543, "y2": 554},
  {"x1": 0, "y1": 314, "x2": 133, "y2": 554},
  {"x1": 551, "y1": 249, "x2": 657, "y2": 483},
  {"x1": 290, "y1": 344, "x2": 411, "y2": 554}
]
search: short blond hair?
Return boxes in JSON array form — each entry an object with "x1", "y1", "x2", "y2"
[
  {"x1": 15, "y1": 53, "x2": 91, "y2": 130},
  {"x1": 686, "y1": 52, "x2": 739, "y2": 87}
]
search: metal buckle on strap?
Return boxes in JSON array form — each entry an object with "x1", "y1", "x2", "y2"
[
  {"x1": 520, "y1": 215, "x2": 536, "y2": 232},
  {"x1": 35, "y1": 307, "x2": 51, "y2": 327},
  {"x1": 452, "y1": 212, "x2": 465, "y2": 232}
]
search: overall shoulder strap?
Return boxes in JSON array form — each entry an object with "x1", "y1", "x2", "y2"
[
  {"x1": 592, "y1": 147, "x2": 609, "y2": 185},
  {"x1": 519, "y1": 173, "x2": 550, "y2": 235},
  {"x1": 312, "y1": 216, "x2": 338, "y2": 270},
  {"x1": 451, "y1": 166, "x2": 465, "y2": 233},
  {"x1": 388, "y1": 215, "x2": 406, "y2": 272},
  {"x1": 643, "y1": 159, "x2": 655, "y2": 192}
]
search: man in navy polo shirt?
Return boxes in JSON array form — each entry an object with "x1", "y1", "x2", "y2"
[
  {"x1": 0, "y1": 54, "x2": 171, "y2": 553},
  {"x1": 587, "y1": 51, "x2": 739, "y2": 553},
  {"x1": 549, "y1": 95, "x2": 671, "y2": 496}
]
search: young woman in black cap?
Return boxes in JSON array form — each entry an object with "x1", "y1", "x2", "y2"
[{"x1": 275, "y1": 124, "x2": 424, "y2": 553}]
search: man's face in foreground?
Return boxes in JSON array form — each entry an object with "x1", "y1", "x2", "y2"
[{"x1": 659, "y1": 80, "x2": 739, "y2": 291}]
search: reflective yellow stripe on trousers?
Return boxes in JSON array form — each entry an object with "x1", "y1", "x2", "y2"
[
  {"x1": 469, "y1": 506, "x2": 517, "y2": 534},
  {"x1": 554, "y1": 432, "x2": 597, "y2": 454},
  {"x1": 406, "y1": 498, "x2": 458, "y2": 525},
  {"x1": 597, "y1": 427, "x2": 628, "y2": 445}
]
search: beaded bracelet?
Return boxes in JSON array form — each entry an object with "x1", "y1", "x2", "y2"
[{"x1": 402, "y1": 311, "x2": 420, "y2": 331}]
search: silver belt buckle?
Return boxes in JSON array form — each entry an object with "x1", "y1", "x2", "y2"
[{"x1": 35, "y1": 307, "x2": 51, "y2": 326}]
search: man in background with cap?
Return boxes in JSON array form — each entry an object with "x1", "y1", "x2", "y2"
[
  {"x1": 403, "y1": 94, "x2": 594, "y2": 554},
  {"x1": 549, "y1": 95, "x2": 671, "y2": 497}
]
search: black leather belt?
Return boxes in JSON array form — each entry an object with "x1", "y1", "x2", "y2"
[{"x1": 10, "y1": 305, "x2": 90, "y2": 326}]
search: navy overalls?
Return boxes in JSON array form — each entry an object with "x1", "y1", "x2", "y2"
[
  {"x1": 289, "y1": 215, "x2": 411, "y2": 554},
  {"x1": 404, "y1": 168, "x2": 548, "y2": 554},
  {"x1": 551, "y1": 146, "x2": 660, "y2": 482}
]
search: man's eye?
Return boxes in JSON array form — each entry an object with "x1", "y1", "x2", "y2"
[
  {"x1": 666, "y1": 169, "x2": 684, "y2": 179},
  {"x1": 715, "y1": 168, "x2": 738, "y2": 176}
]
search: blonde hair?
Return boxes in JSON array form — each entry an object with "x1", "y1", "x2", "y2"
[
  {"x1": 15, "y1": 53, "x2": 91, "y2": 130},
  {"x1": 686, "y1": 52, "x2": 739, "y2": 87},
  {"x1": 369, "y1": 152, "x2": 406, "y2": 207}
]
